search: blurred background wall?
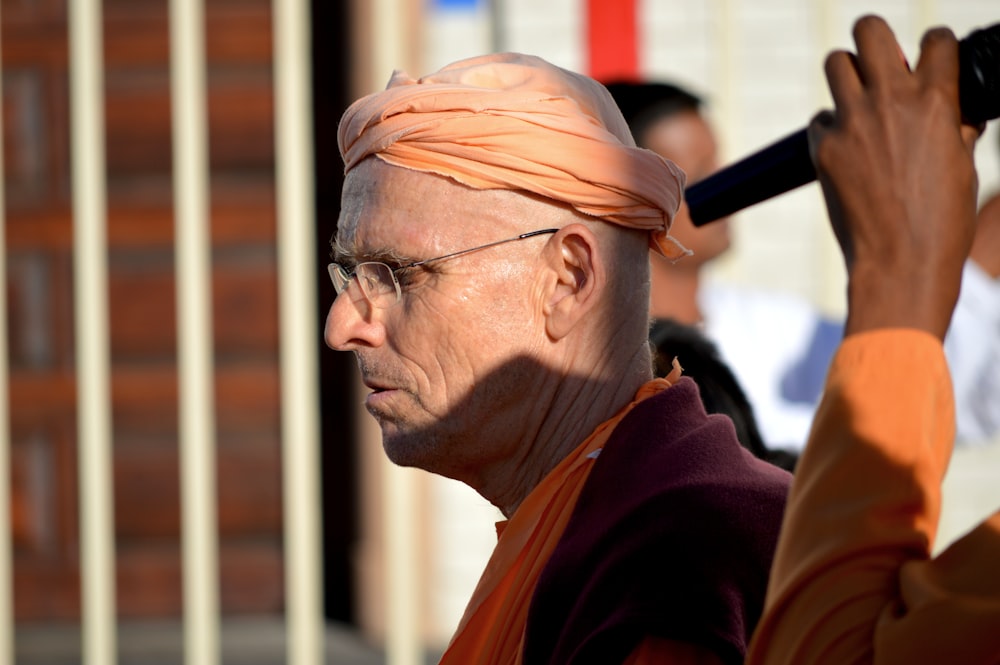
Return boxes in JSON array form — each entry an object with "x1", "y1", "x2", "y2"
[{"x1": 3, "y1": 0, "x2": 999, "y2": 661}]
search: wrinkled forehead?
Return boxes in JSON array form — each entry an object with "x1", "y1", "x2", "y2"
[
  {"x1": 337, "y1": 160, "x2": 442, "y2": 240},
  {"x1": 335, "y1": 158, "x2": 520, "y2": 258},
  {"x1": 335, "y1": 160, "x2": 385, "y2": 246}
]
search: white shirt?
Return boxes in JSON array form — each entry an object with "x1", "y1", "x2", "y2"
[
  {"x1": 945, "y1": 261, "x2": 1000, "y2": 443},
  {"x1": 699, "y1": 261, "x2": 1000, "y2": 451}
]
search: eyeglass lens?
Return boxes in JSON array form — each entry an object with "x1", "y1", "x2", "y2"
[{"x1": 329, "y1": 262, "x2": 400, "y2": 308}]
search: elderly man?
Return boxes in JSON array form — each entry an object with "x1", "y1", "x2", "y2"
[{"x1": 326, "y1": 54, "x2": 791, "y2": 664}]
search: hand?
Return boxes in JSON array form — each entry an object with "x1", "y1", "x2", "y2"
[
  {"x1": 971, "y1": 192, "x2": 1000, "y2": 278},
  {"x1": 808, "y1": 15, "x2": 981, "y2": 339}
]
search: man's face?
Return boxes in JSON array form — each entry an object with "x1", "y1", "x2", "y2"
[
  {"x1": 642, "y1": 109, "x2": 731, "y2": 263},
  {"x1": 325, "y1": 159, "x2": 549, "y2": 479}
]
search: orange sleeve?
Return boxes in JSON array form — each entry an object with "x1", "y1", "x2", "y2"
[
  {"x1": 746, "y1": 329, "x2": 1000, "y2": 664},
  {"x1": 622, "y1": 636, "x2": 727, "y2": 665}
]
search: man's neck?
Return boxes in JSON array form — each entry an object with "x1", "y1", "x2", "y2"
[
  {"x1": 649, "y1": 262, "x2": 703, "y2": 325},
  {"x1": 477, "y1": 341, "x2": 653, "y2": 518}
]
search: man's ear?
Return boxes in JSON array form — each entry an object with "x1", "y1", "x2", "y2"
[{"x1": 543, "y1": 224, "x2": 606, "y2": 340}]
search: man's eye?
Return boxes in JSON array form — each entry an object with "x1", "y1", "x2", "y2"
[
  {"x1": 394, "y1": 266, "x2": 418, "y2": 288},
  {"x1": 358, "y1": 271, "x2": 382, "y2": 292},
  {"x1": 335, "y1": 258, "x2": 357, "y2": 273}
]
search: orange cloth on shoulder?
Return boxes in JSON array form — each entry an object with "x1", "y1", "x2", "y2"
[
  {"x1": 337, "y1": 52, "x2": 689, "y2": 260},
  {"x1": 746, "y1": 329, "x2": 1000, "y2": 664},
  {"x1": 439, "y1": 374, "x2": 680, "y2": 665}
]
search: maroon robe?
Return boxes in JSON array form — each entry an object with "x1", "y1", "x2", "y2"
[{"x1": 522, "y1": 377, "x2": 791, "y2": 665}]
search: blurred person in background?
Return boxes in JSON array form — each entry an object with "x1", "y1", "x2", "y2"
[
  {"x1": 650, "y1": 318, "x2": 798, "y2": 471},
  {"x1": 605, "y1": 79, "x2": 842, "y2": 453},
  {"x1": 948, "y1": 127, "x2": 1000, "y2": 443},
  {"x1": 606, "y1": 78, "x2": 1000, "y2": 452}
]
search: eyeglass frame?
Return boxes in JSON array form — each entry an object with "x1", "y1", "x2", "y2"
[{"x1": 328, "y1": 227, "x2": 560, "y2": 308}]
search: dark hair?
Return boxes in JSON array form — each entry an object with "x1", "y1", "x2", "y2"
[
  {"x1": 650, "y1": 318, "x2": 798, "y2": 472},
  {"x1": 603, "y1": 80, "x2": 705, "y2": 146}
]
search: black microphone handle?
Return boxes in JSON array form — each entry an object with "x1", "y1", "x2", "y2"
[
  {"x1": 687, "y1": 21, "x2": 1000, "y2": 227},
  {"x1": 685, "y1": 128, "x2": 812, "y2": 227}
]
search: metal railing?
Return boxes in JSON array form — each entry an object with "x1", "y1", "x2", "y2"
[
  {"x1": 0, "y1": 0, "x2": 325, "y2": 663},
  {"x1": 0, "y1": 5, "x2": 11, "y2": 664}
]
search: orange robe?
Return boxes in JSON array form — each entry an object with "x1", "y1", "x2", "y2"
[
  {"x1": 746, "y1": 329, "x2": 1000, "y2": 664},
  {"x1": 438, "y1": 378, "x2": 678, "y2": 665},
  {"x1": 440, "y1": 366, "x2": 784, "y2": 665}
]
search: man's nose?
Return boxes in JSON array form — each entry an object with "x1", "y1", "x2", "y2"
[{"x1": 324, "y1": 288, "x2": 387, "y2": 351}]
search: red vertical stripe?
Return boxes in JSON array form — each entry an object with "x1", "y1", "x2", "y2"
[{"x1": 586, "y1": 0, "x2": 638, "y2": 81}]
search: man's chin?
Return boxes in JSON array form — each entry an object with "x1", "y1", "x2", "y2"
[
  {"x1": 380, "y1": 423, "x2": 456, "y2": 475},
  {"x1": 380, "y1": 434, "x2": 427, "y2": 470},
  {"x1": 377, "y1": 422, "x2": 417, "y2": 459}
]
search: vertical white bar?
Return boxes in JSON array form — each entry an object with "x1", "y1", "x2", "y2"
[
  {"x1": 273, "y1": 0, "x2": 324, "y2": 663},
  {"x1": 369, "y1": 2, "x2": 421, "y2": 663},
  {"x1": 713, "y1": 0, "x2": 739, "y2": 161},
  {"x1": 0, "y1": 2, "x2": 14, "y2": 661},
  {"x1": 67, "y1": 1, "x2": 117, "y2": 664},
  {"x1": 815, "y1": 0, "x2": 846, "y2": 314},
  {"x1": 168, "y1": 1, "x2": 220, "y2": 664},
  {"x1": 384, "y1": 464, "x2": 420, "y2": 665},
  {"x1": 372, "y1": 0, "x2": 410, "y2": 85},
  {"x1": 489, "y1": 0, "x2": 506, "y2": 52},
  {"x1": 918, "y1": 0, "x2": 938, "y2": 30}
]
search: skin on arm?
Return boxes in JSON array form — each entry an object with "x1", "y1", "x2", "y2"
[
  {"x1": 746, "y1": 15, "x2": 982, "y2": 665},
  {"x1": 809, "y1": 17, "x2": 980, "y2": 340}
]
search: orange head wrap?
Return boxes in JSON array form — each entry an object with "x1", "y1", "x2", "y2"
[{"x1": 337, "y1": 52, "x2": 690, "y2": 259}]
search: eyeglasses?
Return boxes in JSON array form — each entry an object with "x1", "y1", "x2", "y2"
[{"x1": 329, "y1": 228, "x2": 559, "y2": 309}]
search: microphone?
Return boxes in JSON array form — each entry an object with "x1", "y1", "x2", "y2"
[{"x1": 686, "y1": 22, "x2": 1000, "y2": 227}]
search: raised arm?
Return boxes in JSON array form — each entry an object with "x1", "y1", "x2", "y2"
[
  {"x1": 812, "y1": 16, "x2": 979, "y2": 340},
  {"x1": 745, "y1": 15, "x2": 999, "y2": 665}
]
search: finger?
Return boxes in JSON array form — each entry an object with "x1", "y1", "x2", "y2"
[
  {"x1": 914, "y1": 26, "x2": 960, "y2": 107},
  {"x1": 852, "y1": 15, "x2": 910, "y2": 86},
  {"x1": 824, "y1": 50, "x2": 863, "y2": 113},
  {"x1": 806, "y1": 111, "x2": 852, "y2": 266},
  {"x1": 806, "y1": 109, "x2": 836, "y2": 163},
  {"x1": 960, "y1": 122, "x2": 983, "y2": 154}
]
